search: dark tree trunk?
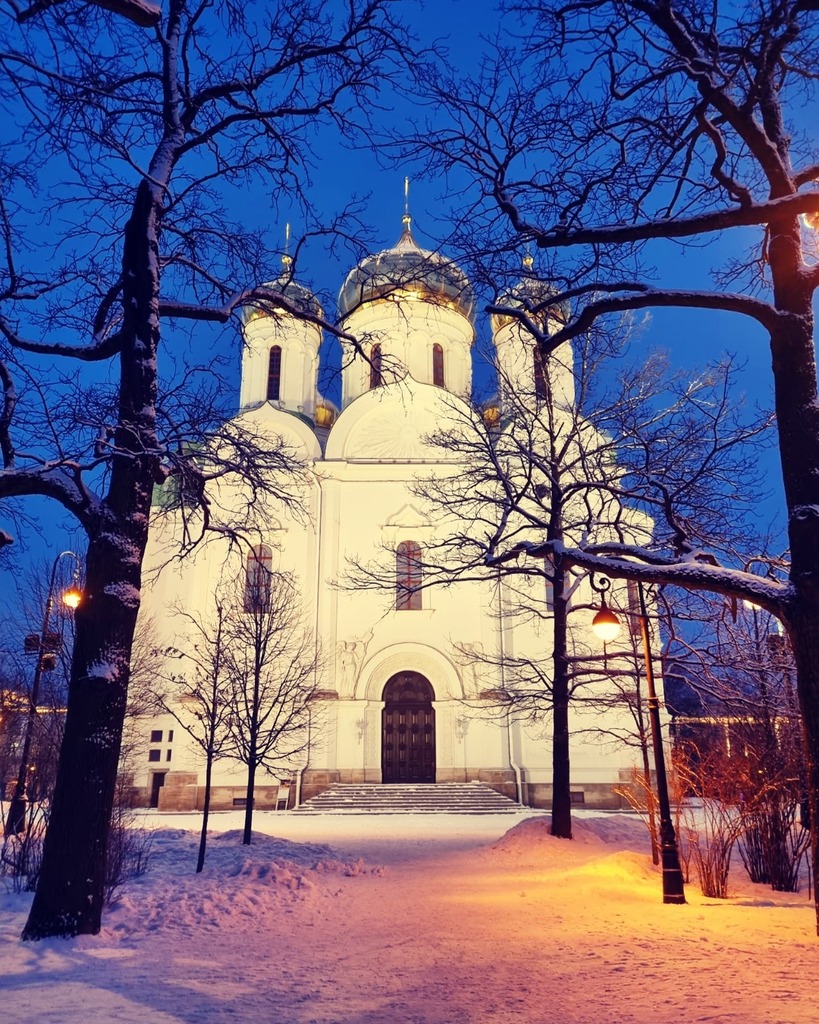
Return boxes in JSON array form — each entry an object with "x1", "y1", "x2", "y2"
[
  {"x1": 197, "y1": 749, "x2": 214, "y2": 874},
  {"x1": 551, "y1": 559, "x2": 572, "y2": 839},
  {"x1": 767, "y1": 256, "x2": 819, "y2": 932},
  {"x1": 786, "y1": 598, "x2": 819, "y2": 934},
  {"x1": 243, "y1": 756, "x2": 256, "y2": 846},
  {"x1": 22, "y1": 180, "x2": 161, "y2": 939}
]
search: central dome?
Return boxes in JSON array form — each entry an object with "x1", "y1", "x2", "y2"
[{"x1": 337, "y1": 222, "x2": 475, "y2": 321}]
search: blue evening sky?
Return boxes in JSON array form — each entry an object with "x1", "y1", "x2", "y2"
[{"x1": 0, "y1": 0, "x2": 804, "y2": 626}]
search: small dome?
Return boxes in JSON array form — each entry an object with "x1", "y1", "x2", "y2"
[
  {"x1": 491, "y1": 260, "x2": 569, "y2": 335},
  {"x1": 241, "y1": 264, "x2": 322, "y2": 325},
  {"x1": 482, "y1": 402, "x2": 501, "y2": 428},
  {"x1": 315, "y1": 398, "x2": 338, "y2": 429},
  {"x1": 338, "y1": 222, "x2": 475, "y2": 321}
]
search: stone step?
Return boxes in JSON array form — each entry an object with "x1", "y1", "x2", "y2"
[{"x1": 295, "y1": 782, "x2": 522, "y2": 814}]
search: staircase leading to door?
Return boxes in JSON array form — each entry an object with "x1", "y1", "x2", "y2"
[{"x1": 294, "y1": 782, "x2": 522, "y2": 814}]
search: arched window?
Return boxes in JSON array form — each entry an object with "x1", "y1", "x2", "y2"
[
  {"x1": 267, "y1": 346, "x2": 282, "y2": 401},
  {"x1": 432, "y1": 343, "x2": 445, "y2": 387},
  {"x1": 396, "y1": 541, "x2": 422, "y2": 610},
  {"x1": 533, "y1": 346, "x2": 547, "y2": 400},
  {"x1": 369, "y1": 344, "x2": 382, "y2": 389},
  {"x1": 245, "y1": 544, "x2": 272, "y2": 611}
]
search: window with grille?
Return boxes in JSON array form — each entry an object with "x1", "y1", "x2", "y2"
[
  {"x1": 267, "y1": 346, "x2": 282, "y2": 401},
  {"x1": 245, "y1": 544, "x2": 273, "y2": 612},
  {"x1": 369, "y1": 344, "x2": 382, "y2": 389},
  {"x1": 432, "y1": 343, "x2": 445, "y2": 387},
  {"x1": 396, "y1": 541, "x2": 422, "y2": 610}
]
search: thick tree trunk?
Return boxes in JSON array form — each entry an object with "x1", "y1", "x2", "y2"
[
  {"x1": 22, "y1": 530, "x2": 144, "y2": 937},
  {"x1": 786, "y1": 600, "x2": 819, "y2": 934},
  {"x1": 22, "y1": 180, "x2": 161, "y2": 939},
  {"x1": 551, "y1": 561, "x2": 572, "y2": 839},
  {"x1": 765, "y1": 251, "x2": 819, "y2": 931}
]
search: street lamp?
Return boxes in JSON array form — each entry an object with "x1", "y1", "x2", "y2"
[
  {"x1": 5, "y1": 550, "x2": 83, "y2": 837},
  {"x1": 591, "y1": 574, "x2": 686, "y2": 904}
]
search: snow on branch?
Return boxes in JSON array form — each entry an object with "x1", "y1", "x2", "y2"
[
  {"x1": 15, "y1": 0, "x2": 161, "y2": 28},
  {"x1": 502, "y1": 540, "x2": 790, "y2": 619}
]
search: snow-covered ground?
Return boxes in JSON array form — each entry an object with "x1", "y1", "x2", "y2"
[{"x1": 1, "y1": 808, "x2": 815, "y2": 1024}]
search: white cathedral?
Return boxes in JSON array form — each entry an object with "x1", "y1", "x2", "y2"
[{"x1": 134, "y1": 214, "x2": 646, "y2": 812}]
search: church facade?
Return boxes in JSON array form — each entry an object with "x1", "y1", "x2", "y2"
[{"x1": 133, "y1": 219, "x2": 643, "y2": 812}]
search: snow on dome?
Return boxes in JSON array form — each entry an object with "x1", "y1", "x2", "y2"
[{"x1": 337, "y1": 222, "x2": 475, "y2": 321}]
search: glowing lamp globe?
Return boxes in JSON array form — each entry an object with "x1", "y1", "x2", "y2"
[
  {"x1": 62, "y1": 586, "x2": 83, "y2": 610},
  {"x1": 592, "y1": 606, "x2": 621, "y2": 642},
  {"x1": 803, "y1": 210, "x2": 819, "y2": 231}
]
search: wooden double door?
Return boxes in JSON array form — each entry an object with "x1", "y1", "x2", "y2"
[{"x1": 381, "y1": 671, "x2": 436, "y2": 784}]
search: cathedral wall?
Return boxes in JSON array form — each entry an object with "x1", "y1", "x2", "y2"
[
  {"x1": 339, "y1": 299, "x2": 473, "y2": 407},
  {"x1": 239, "y1": 311, "x2": 321, "y2": 417}
]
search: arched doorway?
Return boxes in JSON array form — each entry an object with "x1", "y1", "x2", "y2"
[{"x1": 381, "y1": 671, "x2": 436, "y2": 783}]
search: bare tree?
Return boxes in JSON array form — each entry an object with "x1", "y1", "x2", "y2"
[
  {"x1": 156, "y1": 602, "x2": 236, "y2": 873},
  {"x1": 0, "y1": 0, "x2": 407, "y2": 937},
  {"x1": 667, "y1": 595, "x2": 809, "y2": 892},
  {"x1": 222, "y1": 568, "x2": 319, "y2": 846},
  {"x1": 349, "y1": 317, "x2": 767, "y2": 839},
  {"x1": 411, "y1": 0, "x2": 819, "y2": 930}
]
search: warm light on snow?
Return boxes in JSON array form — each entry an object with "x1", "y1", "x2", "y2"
[{"x1": 0, "y1": 810, "x2": 814, "y2": 1023}]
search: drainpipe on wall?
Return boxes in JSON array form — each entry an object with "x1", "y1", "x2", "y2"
[
  {"x1": 295, "y1": 704, "x2": 312, "y2": 809},
  {"x1": 507, "y1": 709, "x2": 524, "y2": 807}
]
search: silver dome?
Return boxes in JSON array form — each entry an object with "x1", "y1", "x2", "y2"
[
  {"x1": 338, "y1": 225, "x2": 475, "y2": 321},
  {"x1": 241, "y1": 267, "x2": 322, "y2": 324}
]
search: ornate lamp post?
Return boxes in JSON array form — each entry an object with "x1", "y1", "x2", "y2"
[
  {"x1": 591, "y1": 574, "x2": 686, "y2": 904},
  {"x1": 5, "y1": 550, "x2": 82, "y2": 837}
]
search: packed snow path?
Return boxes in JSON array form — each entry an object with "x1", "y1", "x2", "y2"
[{"x1": 0, "y1": 810, "x2": 815, "y2": 1023}]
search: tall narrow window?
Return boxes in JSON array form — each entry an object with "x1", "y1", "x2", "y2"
[
  {"x1": 369, "y1": 344, "x2": 382, "y2": 389},
  {"x1": 533, "y1": 346, "x2": 547, "y2": 399},
  {"x1": 245, "y1": 544, "x2": 273, "y2": 611},
  {"x1": 396, "y1": 541, "x2": 422, "y2": 610},
  {"x1": 267, "y1": 346, "x2": 282, "y2": 401},
  {"x1": 432, "y1": 343, "x2": 445, "y2": 387}
]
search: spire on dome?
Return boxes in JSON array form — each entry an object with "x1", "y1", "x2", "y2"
[
  {"x1": 337, "y1": 186, "x2": 475, "y2": 320},
  {"x1": 281, "y1": 222, "x2": 293, "y2": 269},
  {"x1": 396, "y1": 176, "x2": 417, "y2": 250}
]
